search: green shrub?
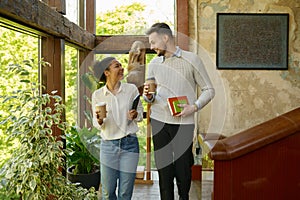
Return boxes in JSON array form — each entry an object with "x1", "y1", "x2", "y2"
[{"x1": 0, "y1": 60, "x2": 98, "y2": 200}]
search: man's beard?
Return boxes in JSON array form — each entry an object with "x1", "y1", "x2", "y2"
[
  {"x1": 157, "y1": 44, "x2": 167, "y2": 56},
  {"x1": 157, "y1": 50, "x2": 165, "y2": 57}
]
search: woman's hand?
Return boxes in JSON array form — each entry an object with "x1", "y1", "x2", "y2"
[
  {"x1": 96, "y1": 111, "x2": 104, "y2": 125},
  {"x1": 128, "y1": 109, "x2": 138, "y2": 120}
]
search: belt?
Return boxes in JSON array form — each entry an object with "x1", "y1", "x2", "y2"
[
  {"x1": 109, "y1": 133, "x2": 136, "y2": 141},
  {"x1": 123, "y1": 133, "x2": 136, "y2": 138}
]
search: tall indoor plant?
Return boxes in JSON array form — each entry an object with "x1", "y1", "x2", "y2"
[
  {"x1": 64, "y1": 68, "x2": 102, "y2": 190},
  {"x1": 0, "y1": 60, "x2": 98, "y2": 199},
  {"x1": 66, "y1": 125, "x2": 101, "y2": 189}
]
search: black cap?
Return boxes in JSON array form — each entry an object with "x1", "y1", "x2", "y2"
[{"x1": 93, "y1": 57, "x2": 115, "y2": 82}]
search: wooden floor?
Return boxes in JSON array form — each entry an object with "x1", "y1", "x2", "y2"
[{"x1": 132, "y1": 171, "x2": 213, "y2": 200}]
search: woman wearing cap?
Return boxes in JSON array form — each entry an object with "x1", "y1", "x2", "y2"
[{"x1": 92, "y1": 57, "x2": 143, "y2": 200}]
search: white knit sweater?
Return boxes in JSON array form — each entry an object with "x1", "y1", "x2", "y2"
[{"x1": 145, "y1": 47, "x2": 215, "y2": 125}]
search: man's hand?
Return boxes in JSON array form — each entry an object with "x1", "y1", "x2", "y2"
[
  {"x1": 175, "y1": 104, "x2": 197, "y2": 117},
  {"x1": 143, "y1": 83, "x2": 154, "y2": 100}
]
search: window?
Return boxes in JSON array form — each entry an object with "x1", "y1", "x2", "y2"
[
  {"x1": 96, "y1": 0, "x2": 175, "y2": 35},
  {"x1": 65, "y1": 0, "x2": 79, "y2": 24},
  {"x1": 0, "y1": 25, "x2": 39, "y2": 166},
  {"x1": 65, "y1": 45, "x2": 79, "y2": 126}
]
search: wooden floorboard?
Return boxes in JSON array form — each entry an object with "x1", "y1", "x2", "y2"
[
  {"x1": 132, "y1": 171, "x2": 213, "y2": 200},
  {"x1": 133, "y1": 180, "x2": 202, "y2": 200}
]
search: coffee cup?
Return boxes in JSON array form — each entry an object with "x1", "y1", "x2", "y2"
[
  {"x1": 145, "y1": 78, "x2": 156, "y2": 94},
  {"x1": 95, "y1": 102, "x2": 107, "y2": 119}
]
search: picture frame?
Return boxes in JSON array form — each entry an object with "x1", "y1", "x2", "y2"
[{"x1": 216, "y1": 13, "x2": 289, "y2": 70}]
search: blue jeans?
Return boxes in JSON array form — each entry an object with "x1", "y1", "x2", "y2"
[{"x1": 100, "y1": 134, "x2": 139, "y2": 200}]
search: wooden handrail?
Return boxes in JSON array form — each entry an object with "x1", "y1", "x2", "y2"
[{"x1": 204, "y1": 107, "x2": 300, "y2": 160}]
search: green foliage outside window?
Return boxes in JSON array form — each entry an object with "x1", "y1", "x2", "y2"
[
  {"x1": 65, "y1": 45, "x2": 78, "y2": 126},
  {"x1": 96, "y1": 2, "x2": 147, "y2": 35},
  {"x1": 0, "y1": 27, "x2": 39, "y2": 168}
]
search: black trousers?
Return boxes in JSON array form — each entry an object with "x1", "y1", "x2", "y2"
[{"x1": 151, "y1": 119, "x2": 195, "y2": 200}]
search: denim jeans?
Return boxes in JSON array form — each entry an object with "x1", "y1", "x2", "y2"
[{"x1": 100, "y1": 134, "x2": 139, "y2": 200}]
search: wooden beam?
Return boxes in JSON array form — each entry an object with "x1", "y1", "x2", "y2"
[
  {"x1": 47, "y1": 0, "x2": 66, "y2": 14},
  {"x1": 86, "y1": 0, "x2": 96, "y2": 34},
  {"x1": 41, "y1": 36, "x2": 65, "y2": 98},
  {"x1": 41, "y1": 36, "x2": 65, "y2": 136},
  {"x1": 78, "y1": 50, "x2": 94, "y2": 127},
  {"x1": 176, "y1": 0, "x2": 189, "y2": 50},
  {"x1": 0, "y1": 0, "x2": 94, "y2": 50},
  {"x1": 146, "y1": 103, "x2": 152, "y2": 181},
  {"x1": 79, "y1": 0, "x2": 85, "y2": 29}
]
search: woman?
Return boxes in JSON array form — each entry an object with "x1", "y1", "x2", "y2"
[{"x1": 92, "y1": 57, "x2": 143, "y2": 200}]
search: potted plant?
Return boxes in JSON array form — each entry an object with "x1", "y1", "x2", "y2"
[
  {"x1": 0, "y1": 60, "x2": 98, "y2": 199},
  {"x1": 65, "y1": 125, "x2": 101, "y2": 189},
  {"x1": 64, "y1": 67, "x2": 102, "y2": 190}
]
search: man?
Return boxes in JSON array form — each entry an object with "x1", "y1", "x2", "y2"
[{"x1": 143, "y1": 22, "x2": 215, "y2": 200}]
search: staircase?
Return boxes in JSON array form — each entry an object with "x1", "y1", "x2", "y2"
[{"x1": 202, "y1": 107, "x2": 300, "y2": 200}]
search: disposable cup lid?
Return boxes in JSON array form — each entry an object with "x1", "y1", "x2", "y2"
[{"x1": 96, "y1": 102, "x2": 106, "y2": 106}]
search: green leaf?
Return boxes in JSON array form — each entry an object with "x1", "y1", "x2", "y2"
[
  {"x1": 5, "y1": 171, "x2": 14, "y2": 179},
  {"x1": 81, "y1": 72, "x2": 99, "y2": 92},
  {"x1": 29, "y1": 179, "x2": 37, "y2": 191},
  {"x1": 16, "y1": 185, "x2": 22, "y2": 195}
]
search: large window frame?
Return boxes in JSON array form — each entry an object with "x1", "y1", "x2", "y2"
[{"x1": 0, "y1": 0, "x2": 188, "y2": 127}]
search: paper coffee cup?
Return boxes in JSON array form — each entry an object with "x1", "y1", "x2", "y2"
[
  {"x1": 95, "y1": 102, "x2": 107, "y2": 119},
  {"x1": 146, "y1": 78, "x2": 156, "y2": 94}
]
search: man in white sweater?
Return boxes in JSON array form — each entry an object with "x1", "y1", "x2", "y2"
[{"x1": 143, "y1": 22, "x2": 215, "y2": 200}]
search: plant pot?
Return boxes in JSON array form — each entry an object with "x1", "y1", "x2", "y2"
[{"x1": 67, "y1": 166, "x2": 101, "y2": 190}]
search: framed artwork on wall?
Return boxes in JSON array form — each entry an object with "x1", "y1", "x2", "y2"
[{"x1": 216, "y1": 13, "x2": 289, "y2": 70}]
